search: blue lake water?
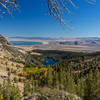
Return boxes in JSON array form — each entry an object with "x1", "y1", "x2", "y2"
[
  {"x1": 10, "y1": 41, "x2": 42, "y2": 45},
  {"x1": 43, "y1": 58, "x2": 57, "y2": 66}
]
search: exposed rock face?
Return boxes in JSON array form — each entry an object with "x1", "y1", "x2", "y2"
[
  {"x1": 0, "y1": 34, "x2": 24, "y2": 58},
  {"x1": 22, "y1": 88, "x2": 82, "y2": 100},
  {"x1": 0, "y1": 34, "x2": 11, "y2": 45},
  {"x1": 23, "y1": 92, "x2": 81, "y2": 100}
]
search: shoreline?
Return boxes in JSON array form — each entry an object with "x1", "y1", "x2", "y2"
[{"x1": 8, "y1": 38, "x2": 49, "y2": 45}]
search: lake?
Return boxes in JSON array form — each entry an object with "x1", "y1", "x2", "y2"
[
  {"x1": 43, "y1": 58, "x2": 57, "y2": 66},
  {"x1": 10, "y1": 41, "x2": 42, "y2": 45}
]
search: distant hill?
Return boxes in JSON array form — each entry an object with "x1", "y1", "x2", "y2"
[{"x1": 56, "y1": 37, "x2": 100, "y2": 46}]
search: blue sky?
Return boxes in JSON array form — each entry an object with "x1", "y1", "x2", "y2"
[{"x1": 0, "y1": 0, "x2": 100, "y2": 37}]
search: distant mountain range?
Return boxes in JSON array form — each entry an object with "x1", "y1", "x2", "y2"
[
  {"x1": 8, "y1": 36, "x2": 100, "y2": 46},
  {"x1": 9, "y1": 36, "x2": 100, "y2": 40},
  {"x1": 56, "y1": 37, "x2": 100, "y2": 46},
  {"x1": 9, "y1": 36, "x2": 56, "y2": 40}
]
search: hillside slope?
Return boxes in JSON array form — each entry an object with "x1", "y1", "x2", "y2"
[{"x1": 0, "y1": 34, "x2": 25, "y2": 89}]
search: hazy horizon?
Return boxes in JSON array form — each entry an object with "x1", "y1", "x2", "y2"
[{"x1": 7, "y1": 35, "x2": 100, "y2": 38}]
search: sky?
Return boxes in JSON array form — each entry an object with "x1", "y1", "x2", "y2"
[{"x1": 0, "y1": 0, "x2": 100, "y2": 38}]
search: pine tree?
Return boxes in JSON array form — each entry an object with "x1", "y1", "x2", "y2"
[
  {"x1": 84, "y1": 70, "x2": 94, "y2": 100},
  {"x1": 76, "y1": 77, "x2": 85, "y2": 99},
  {"x1": 47, "y1": 66, "x2": 53, "y2": 88},
  {"x1": 59, "y1": 68, "x2": 67, "y2": 90},
  {"x1": 92, "y1": 68, "x2": 100, "y2": 100},
  {"x1": 65, "y1": 67, "x2": 76, "y2": 94},
  {"x1": 23, "y1": 83, "x2": 32, "y2": 96}
]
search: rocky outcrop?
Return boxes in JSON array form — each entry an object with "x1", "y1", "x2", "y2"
[
  {"x1": 23, "y1": 92, "x2": 81, "y2": 100},
  {"x1": 0, "y1": 34, "x2": 24, "y2": 57},
  {"x1": 0, "y1": 34, "x2": 11, "y2": 45},
  {"x1": 22, "y1": 88, "x2": 82, "y2": 100}
]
